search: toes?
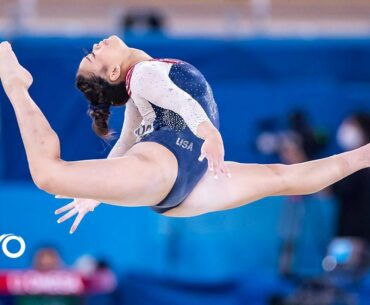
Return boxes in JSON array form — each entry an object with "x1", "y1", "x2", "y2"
[{"x1": 0, "y1": 41, "x2": 12, "y2": 51}]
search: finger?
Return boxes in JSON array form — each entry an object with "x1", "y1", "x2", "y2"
[
  {"x1": 212, "y1": 157, "x2": 222, "y2": 179},
  {"x1": 207, "y1": 155, "x2": 214, "y2": 172},
  {"x1": 57, "y1": 209, "x2": 78, "y2": 224},
  {"x1": 55, "y1": 195, "x2": 73, "y2": 199},
  {"x1": 70, "y1": 212, "x2": 86, "y2": 234},
  {"x1": 220, "y1": 161, "x2": 232, "y2": 178},
  {"x1": 198, "y1": 151, "x2": 206, "y2": 162},
  {"x1": 55, "y1": 201, "x2": 76, "y2": 215}
]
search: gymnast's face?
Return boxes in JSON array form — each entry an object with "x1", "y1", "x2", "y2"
[{"x1": 78, "y1": 35, "x2": 128, "y2": 83}]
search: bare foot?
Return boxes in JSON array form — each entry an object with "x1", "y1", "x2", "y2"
[{"x1": 0, "y1": 41, "x2": 33, "y2": 97}]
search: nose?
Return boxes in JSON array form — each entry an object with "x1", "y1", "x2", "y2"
[{"x1": 93, "y1": 42, "x2": 103, "y2": 51}]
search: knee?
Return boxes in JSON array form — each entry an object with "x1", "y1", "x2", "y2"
[
  {"x1": 30, "y1": 160, "x2": 62, "y2": 193},
  {"x1": 264, "y1": 163, "x2": 291, "y2": 194},
  {"x1": 32, "y1": 173, "x2": 51, "y2": 192}
]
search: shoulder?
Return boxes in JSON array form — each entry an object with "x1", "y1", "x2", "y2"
[
  {"x1": 132, "y1": 60, "x2": 171, "y2": 80},
  {"x1": 126, "y1": 60, "x2": 172, "y2": 95}
]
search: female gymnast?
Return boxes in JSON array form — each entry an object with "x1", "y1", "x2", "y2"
[{"x1": 0, "y1": 37, "x2": 369, "y2": 234}]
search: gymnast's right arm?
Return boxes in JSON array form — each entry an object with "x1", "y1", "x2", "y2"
[
  {"x1": 54, "y1": 99, "x2": 142, "y2": 233},
  {"x1": 107, "y1": 98, "x2": 141, "y2": 158}
]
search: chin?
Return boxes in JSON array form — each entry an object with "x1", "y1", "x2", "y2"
[{"x1": 108, "y1": 35, "x2": 124, "y2": 46}]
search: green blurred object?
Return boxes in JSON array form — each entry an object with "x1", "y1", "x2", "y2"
[{"x1": 15, "y1": 295, "x2": 82, "y2": 305}]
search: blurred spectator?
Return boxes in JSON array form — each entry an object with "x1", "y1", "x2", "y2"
[
  {"x1": 75, "y1": 255, "x2": 118, "y2": 305},
  {"x1": 332, "y1": 113, "x2": 370, "y2": 242},
  {"x1": 74, "y1": 255, "x2": 117, "y2": 294},
  {"x1": 91, "y1": 260, "x2": 117, "y2": 293},
  {"x1": 279, "y1": 111, "x2": 327, "y2": 164},
  {"x1": 256, "y1": 110, "x2": 327, "y2": 164},
  {"x1": 74, "y1": 254, "x2": 97, "y2": 276},
  {"x1": 256, "y1": 110, "x2": 329, "y2": 277},
  {"x1": 121, "y1": 10, "x2": 165, "y2": 34},
  {"x1": 33, "y1": 246, "x2": 62, "y2": 272},
  {"x1": 17, "y1": 246, "x2": 82, "y2": 305}
]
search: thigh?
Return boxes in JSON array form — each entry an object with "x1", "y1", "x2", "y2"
[
  {"x1": 139, "y1": 126, "x2": 208, "y2": 214},
  {"x1": 45, "y1": 142, "x2": 178, "y2": 206},
  {"x1": 164, "y1": 161, "x2": 285, "y2": 217}
]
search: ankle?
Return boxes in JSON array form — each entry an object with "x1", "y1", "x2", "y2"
[
  {"x1": 356, "y1": 144, "x2": 370, "y2": 168},
  {"x1": 340, "y1": 145, "x2": 369, "y2": 172},
  {"x1": 333, "y1": 149, "x2": 369, "y2": 176},
  {"x1": 6, "y1": 83, "x2": 29, "y2": 100}
]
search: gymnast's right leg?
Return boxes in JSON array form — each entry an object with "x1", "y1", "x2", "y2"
[
  {"x1": 165, "y1": 144, "x2": 370, "y2": 217},
  {"x1": 0, "y1": 41, "x2": 177, "y2": 205}
]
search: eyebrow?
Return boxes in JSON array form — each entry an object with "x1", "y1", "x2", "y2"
[{"x1": 85, "y1": 55, "x2": 92, "y2": 63}]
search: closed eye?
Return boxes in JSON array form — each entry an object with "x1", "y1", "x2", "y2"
[
  {"x1": 82, "y1": 47, "x2": 93, "y2": 63},
  {"x1": 84, "y1": 51, "x2": 95, "y2": 63}
]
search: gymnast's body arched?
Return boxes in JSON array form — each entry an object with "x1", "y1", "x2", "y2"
[{"x1": 0, "y1": 36, "x2": 369, "y2": 234}]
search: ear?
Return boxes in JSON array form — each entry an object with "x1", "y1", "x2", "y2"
[{"x1": 108, "y1": 65, "x2": 121, "y2": 82}]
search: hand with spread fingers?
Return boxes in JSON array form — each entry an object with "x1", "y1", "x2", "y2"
[{"x1": 55, "y1": 196, "x2": 101, "y2": 234}]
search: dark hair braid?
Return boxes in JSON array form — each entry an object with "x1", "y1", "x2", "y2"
[{"x1": 76, "y1": 74, "x2": 130, "y2": 139}]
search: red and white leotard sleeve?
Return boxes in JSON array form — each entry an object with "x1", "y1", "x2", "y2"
[
  {"x1": 108, "y1": 98, "x2": 142, "y2": 158},
  {"x1": 127, "y1": 60, "x2": 211, "y2": 137}
]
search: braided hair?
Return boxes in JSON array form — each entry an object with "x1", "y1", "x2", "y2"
[{"x1": 76, "y1": 74, "x2": 130, "y2": 139}]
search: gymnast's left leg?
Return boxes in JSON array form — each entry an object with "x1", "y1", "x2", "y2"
[{"x1": 0, "y1": 42, "x2": 177, "y2": 205}]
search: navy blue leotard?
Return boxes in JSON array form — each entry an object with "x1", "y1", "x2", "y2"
[{"x1": 126, "y1": 59, "x2": 219, "y2": 214}]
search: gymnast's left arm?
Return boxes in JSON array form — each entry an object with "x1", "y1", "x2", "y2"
[
  {"x1": 196, "y1": 121, "x2": 231, "y2": 178},
  {"x1": 130, "y1": 64, "x2": 230, "y2": 178}
]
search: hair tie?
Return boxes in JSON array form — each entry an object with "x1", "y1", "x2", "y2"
[{"x1": 89, "y1": 103, "x2": 110, "y2": 112}]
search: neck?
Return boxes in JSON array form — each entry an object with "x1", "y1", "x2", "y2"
[{"x1": 120, "y1": 48, "x2": 152, "y2": 81}]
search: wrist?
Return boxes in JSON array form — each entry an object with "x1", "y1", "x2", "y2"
[
  {"x1": 205, "y1": 129, "x2": 222, "y2": 142},
  {"x1": 197, "y1": 121, "x2": 217, "y2": 139},
  {"x1": 198, "y1": 122, "x2": 220, "y2": 140}
]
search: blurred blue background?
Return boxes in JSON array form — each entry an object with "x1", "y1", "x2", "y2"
[{"x1": 0, "y1": 35, "x2": 369, "y2": 304}]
